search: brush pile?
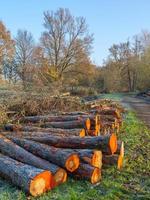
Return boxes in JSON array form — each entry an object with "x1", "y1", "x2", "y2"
[{"x1": 0, "y1": 99, "x2": 124, "y2": 197}]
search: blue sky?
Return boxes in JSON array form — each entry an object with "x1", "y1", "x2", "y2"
[{"x1": 0, "y1": 0, "x2": 150, "y2": 65}]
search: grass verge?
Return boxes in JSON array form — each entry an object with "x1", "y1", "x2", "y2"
[{"x1": 0, "y1": 112, "x2": 150, "y2": 200}]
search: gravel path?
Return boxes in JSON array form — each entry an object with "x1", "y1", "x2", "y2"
[{"x1": 122, "y1": 96, "x2": 150, "y2": 128}]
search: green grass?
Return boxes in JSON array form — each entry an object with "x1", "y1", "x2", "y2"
[
  {"x1": 0, "y1": 112, "x2": 150, "y2": 200},
  {"x1": 98, "y1": 93, "x2": 136, "y2": 101}
]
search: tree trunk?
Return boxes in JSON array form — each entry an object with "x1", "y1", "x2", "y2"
[
  {"x1": 18, "y1": 134, "x2": 117, "y2": 154},
  {"x1": 73, "y1": 149, "x2": 102, "y2": 169},
  {"x1": 41, "y1": 118, "x2": 91, "y2": 130},
  {"x1": 11, "y1": 138, "x2": 79, "y2": 172},
  {"x1": 61, "y1": 111, "x2": 89, "y2": 115},
  {"x1": 3, "y1": 124, "x2": 86, "y2": 137},
  {"x1": 71, "y1": 163, "x2": 101, "y2": 184},
  {"x1": 115, "y1": 141, "x2": 124, "y2": 157},
  {"x1": 0, "y1": 134, "x2": 66, "y2": 187},
  {"x1": 90, "y1": 108, "x2": 121, "y2": 119},
  {"x1": 102, "y1": 154, "x2": 123, "y2": 169},
  {"x1": 0, "y1": 153, "x2": 52, "y2": 196},
  {"x1": 20, "y1": 115, "x2": 91, "y2": 123}
]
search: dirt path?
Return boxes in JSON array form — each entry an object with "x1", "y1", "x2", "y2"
[{"x1": 122, "y1": 96, "x2": 150, "y2": 128}]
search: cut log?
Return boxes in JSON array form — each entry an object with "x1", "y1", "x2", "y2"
[
  {"x1": 20, "y1": 134, "x2": 117, "y2": 154},
  {"x1": 116, "y1": 141, "x2": 124, "y2": 157},
  {"x1": 71, "y1": 163, "x2": 101, "y2": 184},
  {"x1": 2, "y1": 128, "x2": 85, "y2": 138},
  {"x1": 20, "y1": 115, "x2": 84, "y2": 123},
  {"x1": 61, "y1": 111, "x2": 89, "y2": 115},
  {"x1": 73, "y1": 149, "x2": 102, "y2": 169},
  {"x1": 41, "y1": 118, "x2": 91, "y2": 130},
  {"x1": 11, "y1": 138, "x2": 80, "y2": 172},
  {"x1": 3, "y1": 124, "x2": 86, "y2": 137},
  {"x1": 90, "y1": 108, "x2": 121, "y2": 119},
  {"x1": 0, "y1": 153, "x2": 52, "y2": 196},
  {"x1": 102, "y1": 154, "x2": 123, "y2": 169},
  {"x1": 87, "y1": 129, "x2": 98, "y2": 136},
  {"x1": 100, "y1": 115, "x2": 116, "y2": 122},
  {"x1": 0, "y1": 134, "x2": 66, "y2": 187}
]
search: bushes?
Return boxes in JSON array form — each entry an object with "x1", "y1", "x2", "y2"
[
  {"x1": 70, "y1": 87, "x2": 98, "y2": 96},
  {"x1": 0, "y1": 105, "x2": 8, "y2": 125}
]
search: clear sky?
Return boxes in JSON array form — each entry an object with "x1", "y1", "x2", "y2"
[{"x1": 0, "y1": 0, "x2": 150, "y2": 65}]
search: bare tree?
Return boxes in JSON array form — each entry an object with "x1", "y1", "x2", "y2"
[
  {"x1": 41, "y1": 8, "x2": 93, "y2": 79},
  {"x1": 15, "y1": 30, "x2": 35, "y2": 87}
]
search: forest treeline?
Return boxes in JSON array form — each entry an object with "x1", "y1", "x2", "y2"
[{"x1": 0, "y1": 8, "x2": 150, "y2": 94}]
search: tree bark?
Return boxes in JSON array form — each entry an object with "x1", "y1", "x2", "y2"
[
  {"x1": 2, "y1": 125, "x2": 86, "y2": 137},
  {"x1": 115, "y1": 141, "x2": 124, "y2": 157},
  {"x1": 102, "y1": 154, "x2": 123, "y2": 169},
  {"x1": 18, "y1": 134, "x2": 117, "y2": 154},
  {"x1": 41, "y1": 118, "x2": 91, "y2": 130},
  {"x1": 11, "y1": 138, "x2": 79, "y2": 172},
  {"x1": 0, "y1": 134, "x2": 66, "y2": 187},
  {"x1": 71, "y1": 163, "x2": 101, "y2": 184},
  {"x1": 20, "y1": 115, "x2": 85, "y2": 123},
  {"x1": 0, "y1": 153, "x2": 52, "y2": 196},
  {"x1": 90, "y1": 108, "x2": 121, "y2": 119},
  {"x1": 73, "y1": 149, "x2": 102, "y2": 169}
]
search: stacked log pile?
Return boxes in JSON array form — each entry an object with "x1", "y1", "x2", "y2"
[{"x1": 0, "y1": 100, "x2": 125, "y2": 197}]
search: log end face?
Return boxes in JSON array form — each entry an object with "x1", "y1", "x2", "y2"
[
  {"x1": 29, "y1": 171, "x2": 52, "y2": 197},
  {"x1": 53, "y1": 168, "x2": 67, "y2": 187},
  {"x1": 120, "y1": 141, "x2": 124, "y2": 157},
  {"x1": 79, "y1": 129, "x2": 85, "y2": 138},
  {"x1": 86, "y1": 118, "x2": 91, "y2": 130},
  {"x1": 109, "y1": 133, "x2": 117, "y2": 154},
  {"x1": 92, "y1": 150, "x2": 102, "y2": 169},
  {"x1": 65, "y1": 154, "x2": 80, "y2": 172},
  {"x1": 95, "y1": 114, "x2": 101, "y2": 126},
  {"x1": 115, "y1": 109, "x2": 121, "y2": 119},
  {"x1": 117, "y1": 155, "x2": 123, "y2": 170},
  {"x1": 96, "y1": 124, "x2": 100, "y2": 136},
  {"x1": 91, "y1": 168, "x2": 101, "y2": 184}
]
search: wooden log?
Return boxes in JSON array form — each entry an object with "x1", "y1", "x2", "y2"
[
  {"x1": 0, "y1": 134, "x2": 67, "y2": 187},
  {"x1": 11, "y1": 138, "x2": 80, "y2": 172},
  {"x1": 71, "y1": 163, "x2": 101, "y2": 184},
  {"x1": 5, "y1": 130, "x2": 85, "y2": 138},
  {"x1": 73, "y1": 149, "x2": 102, "y2": 169},
  {"x1": 116, "y1": 141, "x2": 124, "y2": 157},
  {"x1": 0, "y1": 153, "x2": 52, "y2": 196},
  {"x1": 102, "y1": 140, "x2": 124, "y2": 170},
  {"x1": 20, "y1": 115, "x2": 84, "y2": 123},
  {"x1": 90, "y1": 108, "x2": 121, "y2": 119},
  {"x1": 3, "y1": 124, "x2": 86, "y2": 137},
  {"x1": 100, "y1": 115, "x2": 116, "y2": 122},
  {"x1": 102, "y1": 154, "x2": 123, "y2": 169},
  {"x1": 41, "y1": 118, "x2": 91, "y2": 130},
  {"x1": 61, "y1": 111, "x2": 89, "y2": 115},
  {"x1": 19, "y1": 134, "x2": 117, "y2": 154},
  {"x1": 19, "y1": 114, "x2": 97, "y2": 124},
  {"x1": 87, "y1": 129, "x2": 98, "y2": 136}
]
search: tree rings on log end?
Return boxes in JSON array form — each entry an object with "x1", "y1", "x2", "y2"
[
  {"x1": 65, "y1": 154, "x2": 80, "y2": 172},
  {"x1": 117, "y1": 155, "x2": 123, "y2": 170},
  {"x1": 86, "y1": 118, "x2": 91, "y2": 130},
  {"x1": 53, "y1": 168, "x2": 67, "y2": 187},
  {"x1": 109, "y1": 133, "x2": 117, "y2": 154},
  {"x1": 91, "y1": 168, "x2": 101, "y2": 184},
  {"x1": 91, "y1": 150, "x2": 102, "y2": 169},
  {"x1": 29, "y1": 170, "x2": 52, "y2": 197},
  {"x1": 79, "y1": 129, "x2": 86, "y2": 137}
]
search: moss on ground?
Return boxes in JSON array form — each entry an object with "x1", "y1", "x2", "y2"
[{"x1": 0, "y1": 112, "x2": 150, "y2": 200}]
